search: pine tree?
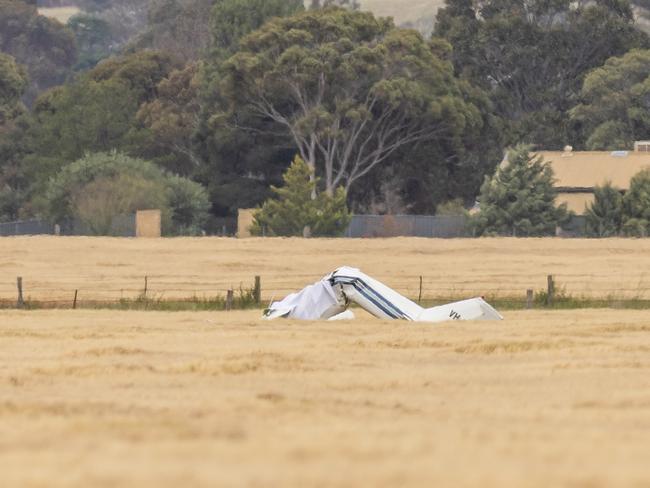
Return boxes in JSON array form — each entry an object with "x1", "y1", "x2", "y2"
[
  {"x1": 622, "y1": 168, "x2": 650, "y2": 237},
  {"x1": 472, "y1": 145, "x2": 569, "y2": 236},
  {"x1": 251, "y1": 156, "x2": 350, "y2": 237},
  {"x1": 585, "y1": 182, "x2": 623, "y2": 237}
]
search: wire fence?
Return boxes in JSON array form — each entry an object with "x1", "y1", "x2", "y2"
[{"x1": 2, "y1": 272, "x2": 650, "y2": 308}]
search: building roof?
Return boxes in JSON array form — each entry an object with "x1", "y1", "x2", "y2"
[{"x1": 537, "y1": 151, "x2": 650, "y2": 190}]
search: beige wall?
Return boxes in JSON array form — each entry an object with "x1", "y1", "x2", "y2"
[
  {"x1": 136, "y1": 210, "x2": 162, "y2": 238},
  {"x1": 538, "y1": 151, "x2": 650, "y2": 189},
  {"x1": 237, "y1": 209, "x2": 256, "y2": 238},
  {"x1": 557, "y1": 193, "x2": 594, "y2": 215}
]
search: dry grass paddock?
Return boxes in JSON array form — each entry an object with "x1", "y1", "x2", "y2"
[
  {"x1": 1, "y1": 308, "x2": 650, "y2": 487},
  {"x1": 2, "y1": 237, "x2": 650, "y2": 304}
]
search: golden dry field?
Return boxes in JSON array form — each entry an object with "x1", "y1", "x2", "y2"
[
  {"x1": 2, "y1": 237, "x2": 650, "y2": 304},
  {"x1": 1, "y1": 308, "x2": 650, "y2": 487}
]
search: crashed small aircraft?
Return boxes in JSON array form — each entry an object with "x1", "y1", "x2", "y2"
[{"x1": 263, "y1": 266, "x2": 503, "y2": 323}]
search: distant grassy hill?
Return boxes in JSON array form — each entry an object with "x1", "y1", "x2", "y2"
[
  {"x1": 39, "y1": 2, "x2": 443, "y2": 33},
  {"x1": 36, "y1": 1, "x2": 650, "y2": 36},
  {"x1": 366, "y1": 0, "x2": 650, "y2": 35},
  {"x1": 37, "y1": 6, "x2": 80, "y2": 23},
  {"x1": 361, "y1": 0, "x2": 444, "y2": 25}
]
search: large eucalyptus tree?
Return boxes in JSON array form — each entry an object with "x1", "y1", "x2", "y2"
[{"x1": 218, "y1": 8, "x2": 483, "y2": 196}]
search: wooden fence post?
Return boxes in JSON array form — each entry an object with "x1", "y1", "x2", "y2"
[
  {"x1": 143, "y1": 276, "x2": 148, "y2": 298},
  {"x1": 73, "y1": 290, "x2": 78, "y2": 310},
  {"x1": 526, "y1": 289, "x2": 533, "y2": 309},
  {"x1": 418, "y1": 276, "x2": 423, "y2": 304},
  {"x1": 546, "y1": 275, "x2": 555, "y2": 306},
  {"x1": 17, "y1": 277, "x2": 24, "y2": 309},
  {"x1": 226, "y1": 289, "x2": 234, "y2": 311},
  {"x1": 254, "y1": 276, "x2": 261, "y2": 305}
]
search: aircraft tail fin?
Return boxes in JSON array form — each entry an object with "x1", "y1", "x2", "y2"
[{"x1": 417, "y1": 297, "x2": 503, "y2": 322}]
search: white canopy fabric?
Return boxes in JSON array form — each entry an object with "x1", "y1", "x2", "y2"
[{"x1": 264, "y1": 277, "x2": 346, "y2": 320}]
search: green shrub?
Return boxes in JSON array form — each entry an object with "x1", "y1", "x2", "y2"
[
  {"x1": 72, "y1": 173, "x2": 170, "y2": 235},
  {"x1": 436, "y1": 198, "x2": 468, "y2": 217},
  {"x1": 622, "y1": 168, "x2": 650, "y2": 237},
  {"x1": 166, "y1": 175, "x2": 210, "y2": 235},
  {"x1": 585, "y1": 182, "x2": 623, "y2": 237},
  {"x1": 44, "y1": 150, "x2": 209, "y2": 235},
  {"x1": 622, "y1": 218, "x2": 649, "y2": 237}
]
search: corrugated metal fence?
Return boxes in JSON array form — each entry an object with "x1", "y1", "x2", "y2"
[
  {"x1": 1, "y1": 215, "x2": 587, "y2": 238},
  {"x1": 345, "y1": 215, "x2": 470, "y2": 238},
  {"x1": 345, "y1": 215, "x2": 590, "y2": 238},
  {"x1": 0, "y1": 216, "x2": 136, "y2": 237},
  {"x1": 0, "y1": 219, "x2": 54, "y2": 236}
]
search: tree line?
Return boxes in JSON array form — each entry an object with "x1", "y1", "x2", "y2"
[
  {"x1": 0, "y1": 0, "x2": 649, "y2": 235},
  {"x1": 473, "y1": 145, "x2": 650, "y2": 238}
]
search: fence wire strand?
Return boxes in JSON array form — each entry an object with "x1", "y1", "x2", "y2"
[{"x1": 2, "y1": 272, "x2": 650, "y2": 307}]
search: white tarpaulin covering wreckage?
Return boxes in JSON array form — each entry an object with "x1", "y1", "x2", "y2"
[{"x1": 263, "y1": 266, "x2": 503, "y2": 323}]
